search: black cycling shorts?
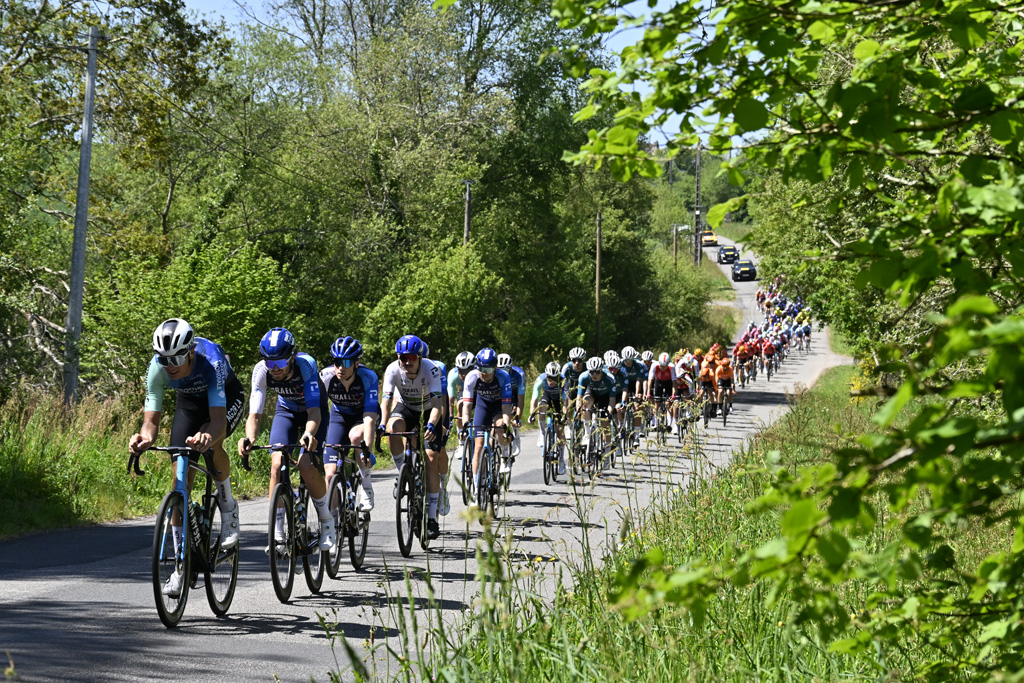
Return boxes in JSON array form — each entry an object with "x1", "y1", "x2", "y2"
[
  {"x1": 652, "y1": 379, "x2": 673, "y2": 401},
  {"x1": 170, "y1": 374, "x2": 245, "y2": 455}
]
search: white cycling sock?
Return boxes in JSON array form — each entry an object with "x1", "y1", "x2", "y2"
[
  {"x1": 393, "y1": 451, "x2": 405, "y2": 472},
  {"x1": 427, "y1": 492, "x2": 439, "y2": 519},
  {"x1": 215, "y1": 477, "x2": 235, "y2": 510},
  {"x1": 360, "y1": 466, "x2": 372, "y2": 490},
  {"x1": 312, "y1": 492, "x2": 331, "y2": 521},
  {"x1": 275, "y1": 508, "x2": 286, "y2": 537}
]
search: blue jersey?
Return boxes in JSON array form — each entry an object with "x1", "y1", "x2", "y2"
[
  {"x1": 607, "y1": 367, "x2": 628, "y2": 393},
  {"x1": 561, "y1": 361, "x2": 583, "y2": 389},
  {"x1": 447, "y1": 366, "x2": 467, "y2": 400},
  {"x1": 462, "y1": 368, "x2": 513, "y2": 406},
  {"x1": 145, "y1": 337, "x2": 234, "y2": 412},
  {"x1": 578, "y1": 370, "x2": 616, "y2": 397},
  {"x1": 249, "y1": 351, "x2": 325, "y2": 413},
  {"x1": 508, "y1": 366, "x2": 526, "y2": 397},
  {"x1": 319, "y1": 365, "x2": 380, "y2": 417}
]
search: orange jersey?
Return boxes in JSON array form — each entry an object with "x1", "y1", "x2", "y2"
[
  {"x1": 699, "y1": 361, "x2": 716, "y2": 381},
  {"x1": 716, "y1": 365, "x2": 734, "y2": 381}
]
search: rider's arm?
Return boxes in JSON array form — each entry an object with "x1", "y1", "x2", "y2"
[{"x1": 129, "y1": 410, "x2": 162, "y2": 455}]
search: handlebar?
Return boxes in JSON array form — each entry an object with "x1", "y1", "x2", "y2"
[
  {"x1": 126, "y1": 445, "x2": 204, "y2": 477},
  {"x1": 323, "y1": 441, "x2": 376, "y2": 467}
]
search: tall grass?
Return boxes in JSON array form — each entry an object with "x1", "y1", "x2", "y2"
[
  {"x1": 332, "y1": 364, "x2": 1010, "y2": 681},
  {"x1": 717, "y1": 222, "x2": 753, "y2": 244}
]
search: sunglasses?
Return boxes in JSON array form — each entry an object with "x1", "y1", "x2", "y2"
[
  {"x1": 334, "y1": 358, "x2": 356, "y2": 368},
  {"x1": 265, "y1": 357, "x2": 290, "y2": 370},
  {"x1": 572, "y1": 359, "x2": 584, "y2": 364},
  {"x1": 156, "y1": 352, "x2": 190, "y2": 367},
  {"x1": 399, "y1": 353, "x2": 419, "y2": 363},
  {"x1": 479, "y1": 365, "x2": 496, "y2": 374}
]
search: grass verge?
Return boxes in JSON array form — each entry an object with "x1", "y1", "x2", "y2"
[
  {"x1": 716, "y1": 221, "x2": 753, "y2": 244},
  {"x1": 699, "y1": 255, "x2": 736, "y2": 301}
]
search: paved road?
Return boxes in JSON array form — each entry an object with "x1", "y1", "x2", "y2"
[{"x1": 0, "y1": 237, "x2": 851, "y2": 682}]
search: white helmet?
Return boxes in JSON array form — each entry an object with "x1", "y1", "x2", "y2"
[
  {"x1": 545, "y1": 361, "x2": 561, "y2": 376},
  {"x1": 621, "y1": 346, "x2": 639, "y2": 360},
  {"x1": 153, "y1": 318, "x2": 195, "y2": 357},
  {"x1": 569, "y1": 346, "x2": 586, "y2": 361},
  {"x1": 604, "y1": 350, "x2": 620, "y2": 368},
  {"x1": 658, "y1": 352, "x2": 670, "y2": 367},
  {"x1": 497, "y1": 353, "x2": 512, "y2": 369},
  {"x1": 641, "y1": 350, "x2": 654, "y2": 362},
  {"x1": 586, "y1": 357, "x2": 603, "y2": 371},
  {"x1": 455, "y1": 351, "x2": 475, "y2": 370}
]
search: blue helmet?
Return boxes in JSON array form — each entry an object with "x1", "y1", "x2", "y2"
[
  {"x1": 395, "y1": 334, "x2": 423, "y2": 356},
  {"x1": 260, "y1": 327, "x2": 295, "y2": 360},
  {"x1": 421, "y1": 342, "x2": 430, "y2": 359},
  {"x1": 330, "y1": 336, "x2": 363, "y2": 361},
  {"x1": 476, "y1": 347, "x2": 497, "y2": 368}
]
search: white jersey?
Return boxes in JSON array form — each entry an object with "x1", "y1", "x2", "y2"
[{"x1": 382, "y1": 358, "x2": 443, "y2": 410}]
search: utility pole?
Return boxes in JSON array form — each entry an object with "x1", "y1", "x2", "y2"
[
  {"x1": 672, "y1": 223, "x2": 679, "y2": 269},
  {"x1": 64, "y1": 26, "x2": 99, "y2": 406},
  {"x1": 694, "y1": 140, "x2": 702, "y2": 266},
  {"x1": 461, "y1": 180, "x2": 473, "y2": 245},
  {"x1": 595, "y1": 211, "x2": 602, "y2": 352}
]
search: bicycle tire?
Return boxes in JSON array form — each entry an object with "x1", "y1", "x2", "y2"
[
  {"x1": 481, "y1": 444, "x2": 497, "y2": 518},
  {"x1": 204, "y1": 498, "x2": 238, "y2": 617},
  {"x1": 542, "y1": 425, "x2": 552, "y2": 486},
  {"x1": 350, "y1": 507, "x2": 369, "y2": 569},
  {"x1": 460, "y1": 440, "x2": 472, "y2": 506},
  {"x1": 269, "y1": 483, "x2": 295, "y2": 603},
  {"x1": 326, "y1": 474, "x2": 345, "y2": 579},
  {"x1": 418, "y1": 468, "x2": 430, "y2": 551},
  {"x1": 301, "y1": 487, "x2": 325, "y2": 594},
  {"x1": 395, "y1": 463, "x2": 415, "y2": 557},
  {"x1": 153, "y1": 491, "x2": 190, "y2": 628},
  {"x1": 722, "y1": 397, "x2": 729, "y2": 427}
]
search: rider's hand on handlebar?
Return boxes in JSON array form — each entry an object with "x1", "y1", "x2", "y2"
[
  {"x1": 300, "y1": 431, "x2": 317, "y2": 452},
  {"x1": 237, "y1": 437, "x2": 253, "y2": 471},
  {"x1": 186, "y1": 431, "x2": 211, "y2": 452},
  {"x1": 128, "y1": 433, "x2": 152, "y2": 456},
  {"x1": 528, "y1": 414, "x2": 536, "y2": 424}
]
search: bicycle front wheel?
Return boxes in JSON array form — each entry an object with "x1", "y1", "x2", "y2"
[
  {"x1": 301, "y1": 489, "x2": 325, "y2": 594},
  {"x1": 326, "y1": 475, "x2": 344, "y2": 580},
  {"x1": 350, "y1": 505, "x2": 369, "y2": 570},
  {"x1": 460, "y1": 440, "x2": 472, "y2": 506},
  {"x1": 542, "y1": 427, "x2": 553, "y2": 486},
  {"x1": 269, "y1": 483, "x2": 296, "y2": 603},
  {"x1": 204, "y1": 501, "x2": 238, "y2": 617},
  {"x1": 395, "y1": 464, "x2": 415, "y2": 557},
  {"x1": 153, "y1": 491, "x2": 190, "y2": 628}
]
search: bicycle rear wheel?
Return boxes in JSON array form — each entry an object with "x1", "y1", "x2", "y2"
[
  {"x1": 542, "y1": 426, "x2": 553, "y2": 486},
  {"x1": 326, "y1": 475, "x2": 344, "y2": 579},
  {"x1": 395, "y1": 464, "x2": 415, "y2": 557},
  {"x1": 460, "y1": 440, "x2": 472, "y2": 505},
  {"x1": 350, "y1": 506, "x2": 369, "y2": 570},
  {"x1": 301, "y1": 488, "x2": 325, "y2": 594},
  {"x1": 153, "y1": 491, "x2": 190, "y2": 628},
  {"x1": 204, "y1": 499, "x2": 238, "y2": 617},
  {"x1": 269, "y1": 483, "x2": 296, "y2": 603}
]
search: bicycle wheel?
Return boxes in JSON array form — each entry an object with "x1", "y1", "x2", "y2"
[
  {"x1": 395, "y1": 463, "x2": 415, "y2": 557},
  {"x1": 153, "y1": 491, "x2": 190, "y2": 628},
  {"x1": 722, "y1": 395, "x2": 729, "y2": 426},
  {"x1": 480, "y1": 445, "x2": 497, "y2": 517},
  {"x1": 542, "y1": 426, "x2": 552, "y2": 486},
  {"x1": 418, "y1": 470, "x2": 431, "y2": 551},
  {"x1": 702, "y1": 399, "x2": 711, "y2": 427},
  {"x1": 268, "y1": 483, "x2": 295, "y2": 603},
  {"x1": 350, "y1": 504, "x2": 369, "y2": 570},
  {"x1": 204, "y1": 499, "x2": 238, "y2": 617},
  {"x1": 301, "y1": 488, "x2": 325, "y2": 594},
  {"x1": 326, "y1": 474, "x2": 345, "y2": 579},
  {"x1": 460, "y1": 440, "x2": 472, "y2": 506}
]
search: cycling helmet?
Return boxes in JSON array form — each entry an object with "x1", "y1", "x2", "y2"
[
  {"x1": 259, "y1": 327, "x2": 295, "y2": 360},
  {"x1": 395, "y1": 334, "x2": 423, "y2": 356},
  {"x1": 476, "y1": 347, "x2": 498, "y2": 368},
  {"x1": 545, "y1": 361, "x2": 561, "y2": 376},
  {"x1": 694, "y1": 348, "x2": 703, "y2": 357},
  {"x1": 330, "y1": 336, "x2": 363, "y2": 360},
  {"x1": 586, "y1": 357, "x2": 603, "y2": 371},
  {"x1": 621, "y1": 346, "x2": 639, "y2": 360},
  {"x1": 153, "y1": 318, "x2": 195, "y2": 356},
  {"x1": 658, "y1": 352, "x2": 670, "y2": 367},
  {"x1": 605, "y1": 352, "x2": 621, "y2": 369},
  {"x1": 455, "y1": 351, "x2": 475, "y2": 370},
  {"x1": 569, "y1": 346, "x2": 586, "y2": 361},
  {"x1": 497, "y1": 353, "x2": 512, "y2": 369},
  {"x1": 421, "y1": 342, "x2": 430, "y2": 358},
  {"x1": 722, "y1": 357, "x2": 731, "y2": 366},
  {"x1": 641, "y1": 350, "x2": 654, "y2": 362}
]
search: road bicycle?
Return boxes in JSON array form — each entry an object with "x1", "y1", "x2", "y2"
[
  {"x1": 457, "y1": 429, "x2": 474, "y2": 505},
  {"x1": 580, "y1": 407, "x2": 611, "y2": 477},
  {"x1": 388, "y1": 429, "x2": 431, "y2": 557},
  {"x1": 128, "y1": 446, "x2": 238, "y2": 628},
  {"x1": 650, "y1": 397, "x2": 670, "y2": 447},
  {"x1": 501, "y1": 421, "x2": 520, "y2": 491},
  {"x1": 530, "y1": 412, "x2": 564, "y2": 485},
  {"x1": 466, "y1": 422, "x2": 507, "y2": 518},
  {"x1": 248, "y1": 442, "x2": 327, "y2": 603},
  {"x1": 325, "y1": 441, "x2": 374, "y2": 574}
]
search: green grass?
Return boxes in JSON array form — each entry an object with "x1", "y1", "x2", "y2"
[
  {"x1": 699, "y1": 255, "x2": 736, "y2": 301},
  {"x1": 828, "y1": 327, "x2": 855, "y2": 356},
  {"x1": 335, "y1": 363, "x2": 1009, "y2": 681},
  {"x1": 716, "y1": 221, "x2": 753, "y2": 244}
]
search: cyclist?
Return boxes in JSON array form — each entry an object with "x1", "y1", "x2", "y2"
[
  {"x1": 577, "y1": 356, "x2": 617, "y2": 468},
  {"x1": 604, "y1": 350, "x2": 628, "y2": 434},
  {"x1": 320, "y1": 336, "x2": 378, "y2": 513},
  {"x1": 646, "y1": 352, "x2": 676, "y2": 431},
  {"x1": 380, "y1": 334, "x2": 445, "y2": 540},
  {"x1": 449, "y1": 351, "x2": 475, "y2": 459},
  {"x1": 697, "y1": 353, "x2": 718, "y2": 418},
  {"x1": 423, "y1": 342, "x2": 452, "y2": 517},
  {"x1": 129, "y1": 319, "x2": 246, "y2": 598},
  {"x1": 238, "y1": 327, "x2": 335, "y2": 555},
  {"x1": 716, "y1": 357, "x2": 736, "y2": 415},
  {"x1": 672, "y1": 353, "x2": 695, "y2": 429},
  {"x1": 497, "y1": 353, "x2": 525, "y2": 463},
  {"x1": 620, "y1": 346, "x2": 647, "y2": 442},
  {"x1": 460, "y1": 348, "x2": 514, "y2": 507},
  {"x1": 529, "y1": 361, "x2": 568, "y2": 474}
]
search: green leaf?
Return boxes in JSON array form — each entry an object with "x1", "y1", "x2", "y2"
[
  {"x1": 808, "y1": 20, "x2": 836, "y2": 44},
  {"x1": 781, "y1": 499, "x2": 827, "y2": 537},
  {"x1": 734, "y1": 97, "x2": 769, "y2": 132},
  {"x1": 873, "y1": 382, "x2": 913, "y2": 428},
  {"x1": 853, "y1": 39, "x2": 880, "y2": 60},
  {"x1": 979, "y1": 618, "x2": 1012, "y2": 643},
  {"x1": 817, "y1": 532, "x2": 850, "y2": 569},
  {"x1": 947, "y1": 294, "x2": 998, "y2": 318}
]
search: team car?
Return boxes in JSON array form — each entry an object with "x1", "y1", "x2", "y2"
[
  {"x1": 700, "y1": 230, "x2": 719, "y2": 246},
  {"x1": 717, "y1": 245, "x2": 739, "y2": 264},
  {"x1": 732, "y1": 259, "x2": 757, "y2": 281}
]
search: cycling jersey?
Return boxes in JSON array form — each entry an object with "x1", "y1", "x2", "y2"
[
  {"x1": 622, "y1": 359, "x2": 645, "y2": 389},
  {"x1": 382, "y1": 358, "x2": 443, "y2": 410},
  {"x1": 561, "y1": 361, "x2": 583, "y2": 388},
  {"x1": 716, "y1": 365, "x2": 735, "y2": 382},
  {"x1": 698, "y1": 361, "x2": 716, "y2": 382},
  {"x1": 763, "y1": 341, "x2": 776, "y2": 356},
  {"x1": 579, "y1": 370, "x2": 616, "y2": 397},
  {"x1": 249, "y1": 352, "x2": 324, "y2": 414},
  {"x1": 462, "y1": 369, "x2": 513, "y2": 406},
  {"x1": 607, "y1": 367, "x2": 629, "y2": 394},
  {"x1": 508, "y1": 365, "x2": 526, "y2": 403},
  {"x1": 319, "y1": 365, "x2": 380, "y2": 417},
  {"x1": 675, "y1": 373, "x2": 694, "y2": 396},
  {"x1": 532, "y1": 373, "x2": 563, "y2": 405},
  {"x1": 648, "y1": 363, "x2": 676, "y2": 383},
  {"x1": 447, "y1": 366, "x2": 467, "y2": 400},
  {"x1": 145, "y1": 337, "x2": 234, "y2": 412}
]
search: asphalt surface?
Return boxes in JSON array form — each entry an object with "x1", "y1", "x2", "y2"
[{"x1": 0, "y1": 236, "x2": 852, "y2": 682}]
